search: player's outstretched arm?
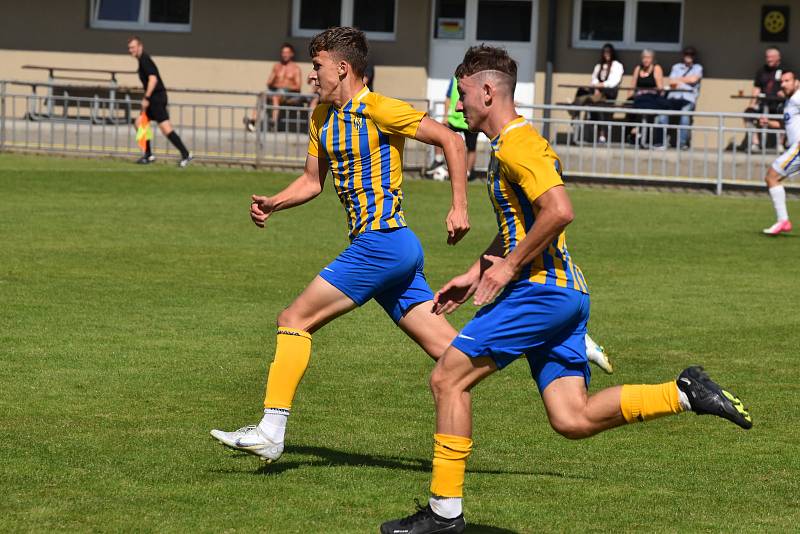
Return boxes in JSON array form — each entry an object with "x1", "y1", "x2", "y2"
[
  {"x1": 250, "y1": 154, "x2": 329, "y2": 228},
  {"x1": 415, "y1": 117, "x2": 470, "y2": 245},
  {"x1": 433, "y1": 233, "x2": 504, "y2": 315},
  {"x1": 473, "y1": 185, "x2": 574, "y2": 306}
]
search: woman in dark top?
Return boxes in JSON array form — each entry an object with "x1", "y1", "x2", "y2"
[{"x1": 627, "y1": 49, "x2": 666, "y2": 145}]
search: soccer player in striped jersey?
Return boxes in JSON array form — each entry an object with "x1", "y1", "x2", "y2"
[
  {"x1": 210, "y1": 27, "x2": 471, "y2": 461},
  {"x1": 381, "y1": 46, "x2": 752, "y2": 534},
  {"x1": 762, "y1": 70, "x2": 800, "y2": 235}
]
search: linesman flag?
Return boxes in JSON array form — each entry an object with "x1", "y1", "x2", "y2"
[{"x1": 136, "y1": 113, "x2": 153, "y2": 152}]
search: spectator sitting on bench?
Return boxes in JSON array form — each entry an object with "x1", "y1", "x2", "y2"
[
  {"x1": 654, "y1": 46, "x2": 703, "y2": 149},
  {"x1": 743, "y1": 47, "x2": 787, "y2": 150},
  {"x1": 627, "y1": 49, "x2": 666, "y2": 146},
  {"x1": 245, "y1": 43, "x2": 302, "y2": 132},
  {"x1": 570, "y1": 43, "x2": 624, "y2": 143}
]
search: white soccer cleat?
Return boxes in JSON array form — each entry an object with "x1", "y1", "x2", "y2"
[
  {"x1": 177, "y1": 152, "x2": 193, "y2": 168},
  {"x1": 210, "y1": 425, "x2": 284, "y2": 462},
  {"x1": 585, "y1": 334, "x2": 613, "y2": 374}
]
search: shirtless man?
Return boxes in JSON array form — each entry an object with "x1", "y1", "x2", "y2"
[{"x1": 246, "y1": 43, "x2": 303, "y2": 131}]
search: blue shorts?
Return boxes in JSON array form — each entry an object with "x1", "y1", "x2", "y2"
[
  {"x1": 451, "y1": 282, "x2": 591, "y2": 394},
  {"x1": 319, "y1": 227, "x2": 434, "y2": 323}
]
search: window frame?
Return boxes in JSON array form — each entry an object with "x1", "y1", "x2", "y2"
[
  {"x1": 571, "y1": 0, "x2": 683, "y2": 51},
  {"x1": 291, "y1": 0, "x2": 398, "y2": 41},
  {"x1": 89, "y1": 0, "x2": 192, "y2": 32}
]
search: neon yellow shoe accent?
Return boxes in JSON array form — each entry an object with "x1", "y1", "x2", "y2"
[{"x1": 722, "y1": 390, "x2": 752, "y2": 422}]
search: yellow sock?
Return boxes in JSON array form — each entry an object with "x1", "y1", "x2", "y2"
[
  {"x1": 430, "y1": 433, "x2": 473, "y2": 498},
  {"x1": 620, "y1": 382, "x2": 684, "y2": 424},
  {"x1": 263, "y1": 327, "x2": 312, "y2": 410}
]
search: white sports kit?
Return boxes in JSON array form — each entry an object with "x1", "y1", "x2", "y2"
[{"x1": 772, "y1": 91, "x2": 800, "y2": 177}]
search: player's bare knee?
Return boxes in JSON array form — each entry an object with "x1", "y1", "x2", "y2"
[
  {"x1": 276, "y1": 307, "x2": 306, "y2": 330},
  {"x1": 549, "y1": 415, "x2": 593, "y2": 440},
  {"x1": 428, "y1": 367, "x2": 446, "y2": 400},
  {"x1": 429, "y1": 366, "x2": 457, "y2": 401}
]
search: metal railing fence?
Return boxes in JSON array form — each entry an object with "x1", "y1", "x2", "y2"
[
  {"x1": 430, "y1": 99, "x2": 787, "y2": 193},
  {"x1": 0, "y1": 81, "x2": 431, "y2": 170},
  {"x1": 0, "y1": 80, "x2": 789, "y2": 193}
]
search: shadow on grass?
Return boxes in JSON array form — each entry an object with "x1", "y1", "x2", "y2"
[
  {"x1": 466, "y1": 525, "x2": 519, "y2": 534},
  {"x1": 214, "y1": 444, "x2": 591, "y2": 480},
  {"x1": 759, "y1": 232, "x2": 798, "y2": 238}
]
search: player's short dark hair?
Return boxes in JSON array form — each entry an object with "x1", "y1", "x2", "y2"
[
  {"x1": 781, "y1": 69, "x2": 796, "y2": 79},
  {"x1": 127, "y1": 35, "x2": 142, "y2": 44},
  {"x1": 308, "y1": 27, "x2": 368, "y2": 77},
  {"x1": 455, "y1": 45, "x2": 518, "y2": 83},
  {"x1": 281, "y1": 42, "x2": 295, "y2": 53}
]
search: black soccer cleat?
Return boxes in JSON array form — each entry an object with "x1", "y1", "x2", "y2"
[
  {"x1": 677, "y1": 366, "x2": 752, "y2": 429},
  {"x1": 380, "y1": 501, "x2": 465, "y2": 534},
  {"x1": 135, "y1": 155, "x2": 155, "y2": 164}
]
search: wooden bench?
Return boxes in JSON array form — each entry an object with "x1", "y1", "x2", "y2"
[
  {"x1": 25, "y1": 83, "x2": 143, "y2": 124},
  {"x1": 21, "y1": 65, "x2": 140, "y2": 124}
]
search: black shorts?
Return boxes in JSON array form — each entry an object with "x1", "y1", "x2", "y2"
[
  {"x1": 145, "y1": 94, "x2": 169, "y2": 122},
  {"x1": 448, "y1": 123, "x2": 478, "y2": 151}
]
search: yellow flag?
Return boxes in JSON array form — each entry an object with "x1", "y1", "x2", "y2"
[{"x1": 136, "y1": 113, "x2": 152, "y2": 152}]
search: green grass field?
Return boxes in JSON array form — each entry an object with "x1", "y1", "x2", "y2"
[{"x1": 2, "y1": 153, "x2": 799, "y2": 533}]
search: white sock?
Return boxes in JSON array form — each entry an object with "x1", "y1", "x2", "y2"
[
  {"x1": 769, "y1": 185, "x2": 789, "y2": 222},
  {"x1": 429, "y1": 496, "x2": 462, "y2": 519},
  {"x1": 258, "y1": 408, "x2": 288, "y2": 442},
  {"x1": 677, "y1": 389, "x2": 692, "y2": 411}
]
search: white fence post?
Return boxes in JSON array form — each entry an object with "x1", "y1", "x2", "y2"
[
  {"x1": 0, "y1": 81, "x2": 6, "y2": 152},
  {"x1": 716, "y1": 114, "x2": 724, "y2": 195}
]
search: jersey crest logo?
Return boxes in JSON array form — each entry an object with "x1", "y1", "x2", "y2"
[{"x1": 352, "y1": 115, "x2": 363, "y2": 130}]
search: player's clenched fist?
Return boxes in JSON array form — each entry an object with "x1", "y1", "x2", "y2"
[
  {"x1": 445, "y1": 205, "x2": 470, "y2": 245},
  {"x1": 250, "y1": 194, "x2": 276, "y2": 228}
]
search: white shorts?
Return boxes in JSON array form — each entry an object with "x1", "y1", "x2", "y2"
[{"x1": 771, "y1": 142, "x2": 800, "y2": 177}]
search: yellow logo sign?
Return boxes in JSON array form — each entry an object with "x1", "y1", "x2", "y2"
[{"x1": 764, "y1": 10, "x2": 786, "y2": 34}]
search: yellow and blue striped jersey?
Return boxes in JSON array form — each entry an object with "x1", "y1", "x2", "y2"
[
  {"x1": 308, "y1": 86, "x2": 425, "y2": 238},
  {"x1": 487, "y1": 117, "x2": 589, "y2": 293}
]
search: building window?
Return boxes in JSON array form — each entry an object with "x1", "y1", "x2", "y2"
[
  {"x1": 578, "y1": 0, "x2": 624, "y2": 41},
  {"x1": 572, "y1": 0, "x2": 683, "y2": 51},
  {"x1": 292, "y1": 0, "x2": 397, "y2": 41},
  {"x1": 477, "y1": 0, "x2": 533, "y2": 42},
  {"x1": 91, "y1": 0, "x2": 191, "y2": 31},
  {"x1": 353, "y1": 0, "x2": 395, "y2": 33},
  {"x1": 635, "y1": 1, "x2": 681, "y2": 43},
  {"x1": 299, "y1": 0, "x2": 341, "y2": 30}
]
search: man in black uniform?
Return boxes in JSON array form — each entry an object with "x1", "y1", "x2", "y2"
[{"x1": 127, "y1": 36, "x2": 192, "y2": 167}]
